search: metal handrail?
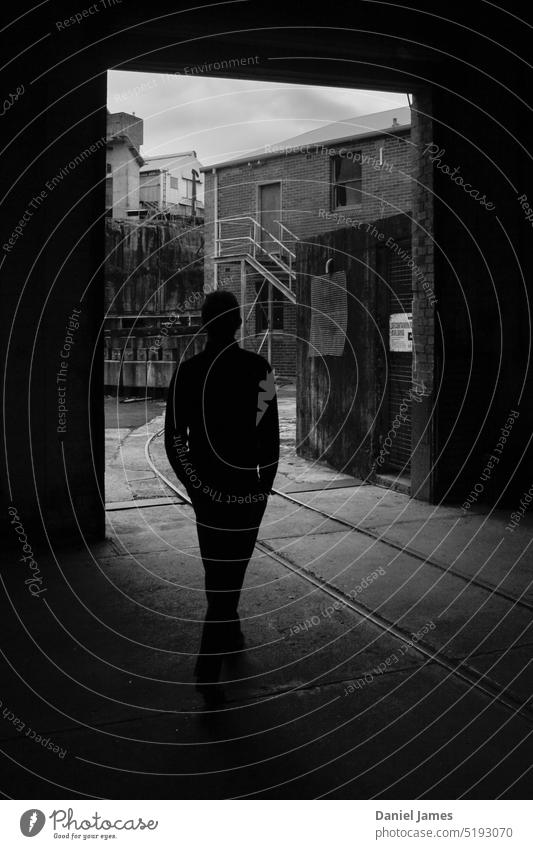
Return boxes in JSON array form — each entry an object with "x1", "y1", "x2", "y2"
[
  {"x1": 216, "y1": 215, "x2": 296, "y2": 261},
  {"x1": 246, "y1": 255, "x2": 295, "y2": 300},
  {"x1": 273, "y1": 220, "x2": 299, "y2": 242},
  {"x1": 255, "y1": 244, "x2": 294, "y2": 279},
  {"x1": 215, "y1": 215, "x2": 297, "y2": 296},
  {"x1": 253, "y1": 218, "x2": 296, "y2": 259},
  {"x1": 257, "y1": 329, "x2": 269, "y2": 354}
]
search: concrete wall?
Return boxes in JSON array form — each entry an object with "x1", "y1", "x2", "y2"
[
  {"x1": 296, "y1": 214, "x2": 413, "y2": 480},
  {"x1": 106, "y1": 141, "x2": 141, "y2": 217},
  {"x1": 296, "y1": 223, "x2": 378, "y2": 477},
  {"x1": 107, "y1": 111, "x2": 143, "y2": 150},
  {"x1": 104, "y1": 218, "x2": 204, "y2": 317},
  {"x1": 104, "y1": 218, "x2": 205, "y2": 393}
]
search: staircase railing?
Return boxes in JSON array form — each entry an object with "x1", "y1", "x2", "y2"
[
  {"x1": 273, "y1": 220, "x2": 298, "y2": 242},
  {"x1": 215, "y1": 215, "x2": 297, "y2": 277}
]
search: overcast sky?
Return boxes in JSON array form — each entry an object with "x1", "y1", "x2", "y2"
[{"x1": 107, "y1": 71, "x2": 408, "y2": 166}]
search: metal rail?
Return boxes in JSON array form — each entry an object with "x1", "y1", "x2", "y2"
[
  {"x1": 215, "y1": 215, "x2": 297, "y2": 276},
  {"x1": 271, "y1": 488, "x2": 533, "y2": 614},
  {"x1": 145, "y1": 428, "x2": 533, "y2": 613},
  {"x1": 145, "y1": 428, "x2": 533, "y2": 724}
]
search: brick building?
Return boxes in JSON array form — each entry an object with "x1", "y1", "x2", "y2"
[{"x1": 201, "y1": 106, "x2": 413, "y2": 378}]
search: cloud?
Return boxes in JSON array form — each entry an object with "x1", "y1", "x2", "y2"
[{"x1": 107, "y1": 71, "x2": 408, "y2": 166}]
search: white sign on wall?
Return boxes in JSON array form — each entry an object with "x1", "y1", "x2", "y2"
[{"x1": 389, "y1": 312, "x2": 413, "y2": 352}]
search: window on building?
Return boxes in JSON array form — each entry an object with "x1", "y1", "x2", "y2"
[
  {"x1": 170, "y1": 176, "x2": 179, "y2": 190},
  {"x1": 255, "y1": 280, "x2": 284, "y2": 332},
  {"x1": 106, "y1": 162, "x2": 112, "y2": 174},
  {"x1": 183, "y1": 176, "x2": 201, "y2": 198},
  {"x1": 332, "y1": 151, "x2": 362, "y2": 208}
]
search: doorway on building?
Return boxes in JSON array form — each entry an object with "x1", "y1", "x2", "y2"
[
  {"x1": 258, "y1": 182, "x2": 281, "y2": 253},
  {"x1": 103, "y1": 70, "x2": 415, "y2": 507}
]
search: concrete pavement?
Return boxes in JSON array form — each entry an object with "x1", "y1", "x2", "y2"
[{"x1": 1, "y1": 388, "x2": 531, "y2": 798}]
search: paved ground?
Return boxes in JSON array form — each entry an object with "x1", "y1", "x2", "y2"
[
  {"x1": 105, "y1": 386, "x2": 353, "y2": 504},
  {"x1": 1, "y1": 389, "x2": 531, "y2": 799}
]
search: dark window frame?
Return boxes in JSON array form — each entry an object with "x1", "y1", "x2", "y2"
[{"x1": 331, "y1": 149, "x2": 363, "y2": 210}]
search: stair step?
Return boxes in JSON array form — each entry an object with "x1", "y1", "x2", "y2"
[{"x1": 262, "y1": 266, "x2": 288, "y2": 272}]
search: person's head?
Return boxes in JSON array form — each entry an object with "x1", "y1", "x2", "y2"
[{"x1": 201, "y1": 290, "x2": 242, "y2": 341}]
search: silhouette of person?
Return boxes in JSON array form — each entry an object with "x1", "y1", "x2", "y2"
[{"x1": 165, "y1": 290, "x2": 279, "y2": 704}]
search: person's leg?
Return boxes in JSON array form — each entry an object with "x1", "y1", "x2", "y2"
[
  {"x1": 199, "y1": 554, "x2": 247, "y2": 666},
  {"x1": 194, "y1": 503, "x2": 264, "y2": 681}
]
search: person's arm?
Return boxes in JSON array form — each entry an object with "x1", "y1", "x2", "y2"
[
  {"x1": 164, "y1": 363, "x2": 193, "y2": 494},
  {"x1": 257, "y1": 365, "x2": 280, "y2": 493}
]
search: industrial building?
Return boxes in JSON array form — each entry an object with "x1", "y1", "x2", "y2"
[
  {"x1": 202, "y1": 106, "x2": 413, "y2": 380},
  {"x1": 140, "y1": 152, "x2": 204, "y2": 220}
]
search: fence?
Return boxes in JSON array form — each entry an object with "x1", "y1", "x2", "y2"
[{"x1": 104, "y1": 332, "x2": 207, "y2": 395}]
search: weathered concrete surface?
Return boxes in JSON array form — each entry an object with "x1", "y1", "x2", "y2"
[
  {"x1": 1, "y1": 522, "x2": 532, "y2": 799},
  {"x1": 2, "y1": 386, "x2": 529, "y2": 798},
  {"x1": 105, "y1": 399, "x2": 167, "y2": 503},
  {"x1": 105, "y1": 386, "x2": 357, "y2": 505}
]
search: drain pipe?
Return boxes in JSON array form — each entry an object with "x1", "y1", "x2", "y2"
[{"x1": 212, "y1": 167, "x2": 218, "y2": 291}]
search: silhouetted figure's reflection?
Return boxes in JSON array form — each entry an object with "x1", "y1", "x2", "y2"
[{"x1": 165, "y1": 291, "x2": 279, "y2": 705}]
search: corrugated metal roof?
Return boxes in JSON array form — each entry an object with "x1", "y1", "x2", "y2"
[
  {"x1": 140, "y1": 152, "x2": 198, "y2": 172},
  {"x1": 202, "y1": 105, "x2": 411, "y2": 171},
  {"x1": 270, "y1": 105, "x2": 411, "y2": 150}
]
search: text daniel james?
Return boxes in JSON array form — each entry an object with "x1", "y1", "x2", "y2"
[{"x1": 376, "y1": 810, "x2": 453, "y2": 822}]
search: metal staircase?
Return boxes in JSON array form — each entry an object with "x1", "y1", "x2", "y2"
[{"x1": 214, "y1": 216, "x2": 298, "y2": 303}]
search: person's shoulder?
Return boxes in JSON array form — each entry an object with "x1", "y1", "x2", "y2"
[
  {"x1": 168, "y1": 352, "x2": 204, "y2": 391},
  {"x1": 175, "y1": 350, "x2": 206, "y2": 373},
  {"x1": 236, "y1": 347, "x2": 272, "y2": 373}
]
